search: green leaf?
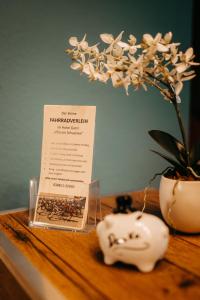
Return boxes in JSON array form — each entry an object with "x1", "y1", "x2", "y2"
[
  {"x1": 150, "y1": 150, "x2": 188, "y2": 176},
  {"x1": 148, "y1": 130, "x2": 187, "y2": 166},
  {"x1": 190, "y1": 142, "x2": 200, "y2": 166},
  {"x1": 191, "y1": 159, "x2": 200, "y2": 176},
  {"x1": 193, "y1": 163, "x2": 200, "y2": 176}
]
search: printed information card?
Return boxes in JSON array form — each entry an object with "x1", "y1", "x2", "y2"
[{"x1": 33, "y1": 105, "x2": 96, "y2": 230}]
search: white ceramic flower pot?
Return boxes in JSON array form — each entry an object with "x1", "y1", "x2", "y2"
[{"x1": 159, "y1": 175, "x2": 200, "y2": 233}]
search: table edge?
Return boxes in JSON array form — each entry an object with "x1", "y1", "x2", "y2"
[{"x1": 0, "y1": 231, "x2": 66, "y2": 300}]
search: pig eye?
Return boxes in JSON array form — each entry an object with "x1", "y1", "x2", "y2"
[
  {"x1": 129, "y1": 232, "x2": 134, "y2": 239},
  {"x1": 129, "y1": 232, "x2": 140, "y2": 239}
]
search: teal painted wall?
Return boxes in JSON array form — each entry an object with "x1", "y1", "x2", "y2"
[{"x1": 0, "y1": 0, "x2": 193, "y2": 210}]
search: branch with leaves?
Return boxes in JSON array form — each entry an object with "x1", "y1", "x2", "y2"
[{"x1": 66, "y1": 31, "x2": 200, "y2": 180}]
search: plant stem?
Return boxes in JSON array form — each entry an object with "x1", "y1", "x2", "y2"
[
  {"x1": 172, "y1": 99, "x2": 190, "y2": 166},
  {"x1": 145, "y1": 72, "x2": 190, "y2": 166}
]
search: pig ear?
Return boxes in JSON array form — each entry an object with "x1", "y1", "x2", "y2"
[{"x1": 104, "y1": 215, "x2": 114, "y2": 229}]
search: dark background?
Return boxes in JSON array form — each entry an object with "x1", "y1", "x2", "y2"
[{"x1": 190, "y1": 0, "x2": 200, "y2": 146}]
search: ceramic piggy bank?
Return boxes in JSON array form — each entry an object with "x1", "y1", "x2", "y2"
[{"x1": 96, "y1": 211, "x2": 169, "y2": 272}]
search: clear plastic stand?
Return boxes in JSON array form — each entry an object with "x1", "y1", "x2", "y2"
[{"x1": 29, "y1": 178, "x2": 101, "y2": 233}]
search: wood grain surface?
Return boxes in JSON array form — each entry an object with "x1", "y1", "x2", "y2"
[
  {"x1": 0, "y1": 260, "x2": 30, "y2": 300},
  {"x1": 0, "y1": 190, "x2": 200, "y2": 300}
]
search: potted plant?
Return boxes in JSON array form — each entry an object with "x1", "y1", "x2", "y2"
[{"x1": 66, "y1": 31, "x2": 200, "y2": 233}]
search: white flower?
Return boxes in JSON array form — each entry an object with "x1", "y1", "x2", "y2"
[
  {"x1": 69, "y1": 37, "x2": 79, "y2": 47},
  {"x1": 128, "y1": 34, "x2": 137, "y2": 46},
  {"x1": 88, "y1": 44, "x2": 99, "y2": 54},
  {"x1": 111, "y1": 72, "x2": 130, "y2": 95},
  {"x1": 112, "y1": 44, "x2": 124, "y2": 57},
  {"x1": 163, "y1": 32, "x2": 173, "y2": 44},
  {"x1": 100, "y1": 31, "x2": 124, "y2": 55},
  {"x1": 100, "y1": 33, "x2": 114, "y2": 44},
  {"x1": 97, "y1": 72, "x2": 110, "y2": 83},
  {"x1": 70, "y1": 62, "x2": 81, "y2": 70},
  {"x1": 157, "y1": 43, "x2": 169, "y2": 53},
  {"x1": 117, "y1": 41, "x2": 130, "y2": 51},
  {"x1": 175, "y1": 48, "x2": 200, "y2": 73},
  {"x1": 162, "y1": 43, "x2": 179, "y2": 64},
  {"x1": 111, "y1": 71, "x2": 123, "y2": 87},
  {"x1": 143, "y1": 33, "x2": 161, "y2": 46},
  {"x1": 82, "y1": 63, "x2": 90, "y2": 75},
  {"x1": 143, "y1": 33, "x2": 169, "y2": 53},
  {"x1": 69, "y1": 35, "x2": 88, "y2": 51},
  {"x1": 181, "y1": 70, "x2": 196, "y2": 81},
  {"x1": 117, "y1": 41, "x2": 138, "y2": 55},
  {"x1": 66, "y1": 31, "x2": 199, "y2": 100}
]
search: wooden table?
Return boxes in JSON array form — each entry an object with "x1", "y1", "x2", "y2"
[{"x1": 0, "y1": 190, "x2": 200, "y2": 300}]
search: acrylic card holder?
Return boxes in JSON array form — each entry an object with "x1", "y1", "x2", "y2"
[{"x1": 29, "y1": 178, "x2": 101, "y2": 232}]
